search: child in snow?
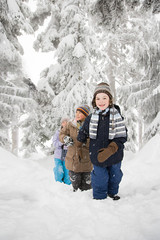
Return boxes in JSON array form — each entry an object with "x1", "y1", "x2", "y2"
[
  {"x1": 59, "y1": 105, "x2": 93, "y2": 192},
  {"x1": 77, "y1": 83, "x2": 127, "y2": 200},
  {"x1": 52, "y1": 118, "x2": 71, "y2": 185}
]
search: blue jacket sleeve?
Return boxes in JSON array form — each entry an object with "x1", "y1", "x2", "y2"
[{"x1": 77, "y1": 115, "x2": 91, "y2": 143}]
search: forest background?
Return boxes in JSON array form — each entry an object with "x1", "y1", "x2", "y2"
[{"x1": 0, "y1": 0, "x2": 160, "y2": 157}]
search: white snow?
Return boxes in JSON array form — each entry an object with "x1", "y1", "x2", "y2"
[
  {"x1": 18, "y1": 33, "x2": 55, "y2": 86},
  {"x1": 58, "y1": 34, "x2": 75, "y2": 50},
  {"x1": 72, "y1": 42, "x2": 86, "y2": 58},
  {"x1": 7, "y1": 0, "x2": 19, "y2": 13},
  {"x1": 27, "y1": 0, "x2": 37, "y2": 12},
  {"x1": 1, "y1": 134, "x2": 160, "y2": 240}
]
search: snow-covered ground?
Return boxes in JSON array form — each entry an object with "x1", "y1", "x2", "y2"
[{"x1": 1, "y1": 134, "x2": 160, "y2": 240}]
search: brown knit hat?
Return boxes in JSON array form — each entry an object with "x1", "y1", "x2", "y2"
[{"x1": 92, "y1": 82, "x2": 113, "y2": 108}]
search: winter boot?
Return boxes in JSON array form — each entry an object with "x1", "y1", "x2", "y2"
[{"x1": 108, "y1": 194, "x2": 120, "y2": 200}]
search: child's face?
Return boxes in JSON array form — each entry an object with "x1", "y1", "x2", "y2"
[
  {"x1": 95, "y1": 93, "x2": 110, "y2": 110},
  {"x1": 75, "y1": 110, "x2": 86, "y2": 121},
  {"x1": 61, "y1": 121, "x2": 67, "y2": 128}
]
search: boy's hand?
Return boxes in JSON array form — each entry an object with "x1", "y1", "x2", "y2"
[{"x1": 97, "y1": 142, "x2": 118, "y2": 163}]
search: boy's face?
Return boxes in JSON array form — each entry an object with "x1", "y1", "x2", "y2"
[
  {"x1": 75, "y1": 110, "x2": 86, "y2": 121},
  {"x1": 95, "y1": 93, "x2": 110, "y2": 110}
]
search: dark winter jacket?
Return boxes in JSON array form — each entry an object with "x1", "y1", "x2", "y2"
[{"x1": 77, "y1": 105, "x2": 127, "y2": 167}]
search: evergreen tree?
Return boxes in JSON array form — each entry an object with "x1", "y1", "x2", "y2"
[
  {"x1": 33, "y1": 0, "x2": 105, "y2": 130},
  {"x1": 20, "y1": 89, "x2": 56, "y2": 157},
  {"x1": 3, "y1": 0, "x2": 158, "y2": 154},
  {"x1": 0, "y1": 0, "x2": 34, "y2": 152},
  {"x1": 94, "y1": 0, "x2": 125, "y2": 30},
  {"x1": 29, "y1": 0, "x2": 51, "y2": 32},
  {"x1": 0, "y1": 76, "x2": 36, "y2": 152},
  {"x1": 91, "y1": 0, "x2": 160, "y2": 151},
  {"x1": 118, "y1": 2, "x2": 160, "y2": 149},
  {"x1": 26, "y1": 0, "x2": 160, "y2": 152}
]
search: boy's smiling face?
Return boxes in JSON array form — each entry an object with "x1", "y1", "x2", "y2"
[{"x1": 95, "y1": 92, "x2": 110, "y2": 110}]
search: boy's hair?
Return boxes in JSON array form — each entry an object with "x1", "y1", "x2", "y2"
[{"x1": 92, "y1": 82, "x2": 113, "y2": 108}]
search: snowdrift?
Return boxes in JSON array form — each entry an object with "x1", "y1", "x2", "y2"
[{"x1": 0, "y1": 134, "x2": 160, "y2": 240}]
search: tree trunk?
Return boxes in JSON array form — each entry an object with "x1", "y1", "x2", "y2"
[
  {"x1": 138, "y1": 108, "x2": 143, "y2": 150},
  {"x1": 107, "y1": 44, "x2": 116, "y2": 102},
  {"x1": 12, "y1": 125, "x2": 19, "y2": 156}
]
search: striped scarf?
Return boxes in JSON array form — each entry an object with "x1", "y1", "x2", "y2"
[{"x1": 89, "y1": 107, "x2": 127, "y2": 140}]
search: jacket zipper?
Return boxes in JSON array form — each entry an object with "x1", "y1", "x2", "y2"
[{"x1": 102, "y1": 115, "x2": 105, "y2": 148}]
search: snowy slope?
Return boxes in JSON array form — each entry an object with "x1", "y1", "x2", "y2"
[{"x1": 0, "y1": 134, "x2": 160, "y2": 240}]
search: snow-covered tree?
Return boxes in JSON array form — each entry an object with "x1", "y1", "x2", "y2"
[
  {"x1": 20, "y1": 89, "x2": 56, "y2": 157},
  {"x1": 29, "y1": 0, "x2": 51, "y2": 32},
  {"x1": 0, "y1": 76, "x2": 36, "y2": 153},
  {"x1": 2, "y1": 0, "x2": 157, "y2": 154},
  {"x1": 32, "y1": 0, "x2": 106, "y2": 129},
  {"x1": 0, "y1": 0, "x2": 33, "y2": 58},
  {"x1": 89, "y1": 0, "x2": 160, "y2": 151},
  {"x1": 93, "y1": 0, "x2": 125, "y2": 30},
  {"x1": 0, "y1": 0, "x2": 34, "y2": 152},
  {"x1": 118, "y1": 4, "x2": 160, "y2": 149},
  {"x1": 22, "y1": 0, "x2": 158, "y2": 153}
]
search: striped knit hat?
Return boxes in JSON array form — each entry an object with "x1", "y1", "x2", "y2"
[
  {"x1": 76, "y1": 105, "x2": 90, "y2": 117},
  {"x1": 92, "y1": 82, "x2": 113, "y2": 108},
  {"x1": 94, "y1": 82, "x2": 112, "y2": 98}
]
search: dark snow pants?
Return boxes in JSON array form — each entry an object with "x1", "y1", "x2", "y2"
[
  {"x1": 91, "y1": 162, "x2": 123, "y2": 199},
  {"x1": 69, "y1": 171, "x2": 92, "y2": 191}
]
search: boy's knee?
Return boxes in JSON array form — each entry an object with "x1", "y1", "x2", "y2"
[
  {"x1": 91, "y1": 167, "x2": 109, "y2": 187},
  {"x1": 109, "y1": 164, "x2": 123, "y2": 184}
]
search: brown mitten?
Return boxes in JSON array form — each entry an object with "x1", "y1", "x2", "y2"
[{"x1": 97, "y1": 142, "x2": 118, "y2": 163}]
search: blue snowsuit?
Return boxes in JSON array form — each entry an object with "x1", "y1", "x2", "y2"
[
  {"x1": 52, "y1": 130, "x2": 71, "y2": 185},
  {"x1": 77, "y1": 105, "x2": 127, "y2": 199}
]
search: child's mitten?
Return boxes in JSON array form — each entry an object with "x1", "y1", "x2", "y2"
[
  {"x1": 97, "y1": 142, "x2": 118, "y2": 163},
  {"x1": 64, "y1": 136, "x2": 73, "y2": 147}
]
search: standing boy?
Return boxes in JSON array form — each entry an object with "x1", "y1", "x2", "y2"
[{"x1": 77, "y1": 83, "x2": 127, "y2": 200}]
